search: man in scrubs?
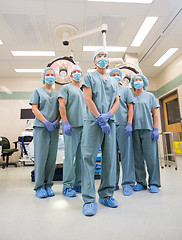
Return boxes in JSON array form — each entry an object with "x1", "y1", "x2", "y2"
[
  {"x1": 109, "y1": 68, "x2": 135, "y2": 196},
  {"x1": 58, "y1": 65, "x2": 85, "y2": 197},
  {"x1": 30, "y1": 67, "x2": 60, "y2": 198},
  {"x1": 81, "y1": 48, "x2": 119, "y2": 216},
  {"x1": 131, "y1": 74, "x2": 161, "y2": 193}
]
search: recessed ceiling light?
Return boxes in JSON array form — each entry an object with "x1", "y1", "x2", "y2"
[
  {"x1": 0, "y1": 40, "x2": 3, "y2": 45},
  {"x1": 131, "y1": 17, "x2": 158, "y2": 47},
  {"x1": 153, "y1": 48, "x2": 179, "y2": 67},
  {"x1": 83, "y1": 46, "x2": 127, "y2": 52},
  {"x1": 15, "y1": 69, "x2": 44, "y2": 73},
  {"x1": 11, "y1": 51, "x2": 55, "y2": 56},
  {"x1": 88, "y1": 0, "x2": 153, "y2": 3}
]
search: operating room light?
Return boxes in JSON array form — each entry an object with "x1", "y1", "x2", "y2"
[
  {"x1": 0, "y1": 40, "x2": 3, "y2": 45},
  {"x1": 15, "y1": 69, "x2": 44, "y2": 72},
  {"x1": 131, "y1": 17, "x2": 158, "y2": 47},
  {"x1": 153, "y1": 48, "x2": 179, "y2": 67},
  {"x1": 83, "y1": 46, "x2": 127, "y2": 52},
  {"x1": 11, "y1": 51, "x2": 55, "y2": 56},
  {"x1": 87, "y1": 0, "x2": 153, "y2": 3}
]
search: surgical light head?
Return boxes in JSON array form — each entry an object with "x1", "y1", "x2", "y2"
[
  {"x1": 130, "y1": 74, "x2": 148, "y2": 90},
  {"x1": 41, "y1": 67, "x2": 56, "y2": 84}
]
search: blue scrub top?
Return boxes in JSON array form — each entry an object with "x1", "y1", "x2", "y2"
[
  {"x1": 58, "y1": 83, "x2": 85, "y2": 127},
  {"x1": 81, "y1": 71, "x2": 119, "y2": 121},
  {"x1": 115, "y1": 85, "x2": 135, "y2": 126},
  {"x1": 132, "y1": 91, "x2": 160, "y2": 131},
  {"x1": 29, "y1": 87, "x2": 59, "y2": 128}
]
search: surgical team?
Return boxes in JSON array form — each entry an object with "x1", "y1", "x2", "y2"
[{"x1": 30, "y1": 48, "x2": 161, "y2": 217}]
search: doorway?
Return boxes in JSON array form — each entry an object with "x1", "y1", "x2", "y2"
[
  {"x1": 161, "y1": 91, "x2": 181, "y2": 132},
  {"x1": 159, "y1": 91, "x2": 182, "y2": 163}
]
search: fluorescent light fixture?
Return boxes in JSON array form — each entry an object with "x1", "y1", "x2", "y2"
[
  {"x1": 11, "y1": 51, "x2": 55, "y2": 56},
  {"x1": 131, "y1": 17, "x2": 158, "y2": 47},
  {"x1": 88, "y1": 0, "x2": 153, "y2": 3},
  {"x1": 0, "y1": 86, "x2": 12, "y2": 94},
  {"x1": 0, "y1": 40, "x2": 3, "y2": 45},
  {"x1": 87, "y1": 69, "x2": 110, "y2": 73},
  {"x1": 153, "y1": 48, "x2": 178, "y2": 67},
  {"x1": 15, "y1": 69, "x2": 44, "y2": 73},
  {"x1": 83, "y1": 46, "x2": 127, "y2": 52}
]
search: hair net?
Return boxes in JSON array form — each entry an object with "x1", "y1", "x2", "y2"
[
  {"x1": 130, "y1": 74, "x2": 148, "y2": 90},
  {"x1": 70, "y1": 64, "x2": 82, "y2": 74},
  {"x1": 109, "y1": 68, "x2": 123, "y2": 78},
  {"x1": 93, "y1": 48, "x2": 108, "y2": 61},
  {"x1": 41, "y1": 67, "x2": 56, "y2": 84}
]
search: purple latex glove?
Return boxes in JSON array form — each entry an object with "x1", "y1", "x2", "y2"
[
  {"x1": 52, "y1": 120, "x2": 59, "y2": 129},
  {"x1": 152, "y1": 128, "x2": 159, "y2": 142},
  {"x1": 125, "y1": 123, "x2": 132, "y2": 138},
  {"x1": 44, "y1": 120, "x2": 55, "y2": 132},
  {"x1": 100, "y1": 122, "x2": 111, "y2": 135},
  {"x1": 63, "y1": 121, "x2": 72, "y2": 136},
  {"x1": 96, "y1": 112, "x2": 112, "y2": 125}
]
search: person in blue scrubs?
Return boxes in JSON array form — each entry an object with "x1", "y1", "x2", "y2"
[
  {"x1": 81, "y1": 48, "x2": 120, "y2": 216},
  {"x1": 109, "y1": 68, "x2": 135, "y2": 196},
  {"x1": 58, "y1": 65, "x2": 85, "y2": 198},
  {"x1": 30, "y1": 67, "x2": 60, "y2": 199},
  {"x1": 131, "y1": 74, "x2": 161, "y2": 193}
]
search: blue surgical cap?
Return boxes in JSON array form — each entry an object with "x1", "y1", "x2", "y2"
[
  {"x1": 93, "y1": 48, "x2": 108, "y2": 61},
  {"x1": 130, "y1": 74, "x2": 148, "y2": 90},
  {"x1": 70, "y1": 64, "x2": 82, "y2": 74},
  {"x1": 41, "y1": 67, "x2": 56, "y2": 84},
  {"x1": 109, "y1": 68, "x2": 123, "y2": 78}
]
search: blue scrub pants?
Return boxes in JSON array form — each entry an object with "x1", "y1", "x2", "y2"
[
  {"x1": 116, "y1": 125, "x2": 135, "y2": 188},
  {"x1": 81, "y1": 120, "x2": 116, "y2": 203},
  {"x1": 63, "y1": 127, "x2": 82, "y2": 189},
  {"x1": 33, "y1": 127, "x2": 59, "y2": 191},
  {"x1": 132, "y1": 129, "x2": 161, "y2": 188}
]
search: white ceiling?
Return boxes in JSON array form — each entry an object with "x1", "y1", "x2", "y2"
[{"x1": 0, "y1": 0, "x2": 182, "y2": 79}]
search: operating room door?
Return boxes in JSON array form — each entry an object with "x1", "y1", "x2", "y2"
[{"x1": 162, "y1": 92, "x2": 181, "y2": 132}]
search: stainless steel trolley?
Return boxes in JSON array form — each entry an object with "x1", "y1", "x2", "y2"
[{"x1": 160, "y1": 132, "x2": 182, "y2": 170}]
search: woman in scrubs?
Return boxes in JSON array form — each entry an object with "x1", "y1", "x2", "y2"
[
  {"x1": 131, "y1": 74, "x2": 161, "y2": 193},
  {"x1": 109, "y1": 68, "x2": 135, "y2": 196},
  {"x1": 58, "y1": 65, "x2": 84, "y2": 198},
  {"x1": 30, "y1": 67, "x2": 60, "y2": 198}
]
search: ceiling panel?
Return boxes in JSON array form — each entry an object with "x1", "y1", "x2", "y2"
[{"x1": 0, "y1": 0, "x2": 181, "y2": 80}]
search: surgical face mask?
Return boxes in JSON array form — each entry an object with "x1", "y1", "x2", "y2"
[
  {"x1": 114, "y1": 76, "x2": 121, "y2": 83},
  {"x1": 96, "y1": 57, "x2": 108, "y2": 68},
  {"x1": 45, "y1": 76, "x2": 56, "y2": 85},
  {"x1": 72, "y1": 72, "x2": 82, "y2": 82},
  {"x1": 134, "y1": 81, "x2": 144, "y2": 89}
]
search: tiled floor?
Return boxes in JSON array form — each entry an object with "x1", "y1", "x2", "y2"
[{"x1": 0, "y1": 163, "x2": 182, "y2": 240}]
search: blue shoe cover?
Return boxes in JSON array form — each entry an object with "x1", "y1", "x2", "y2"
[
  {"x1": 73, "y1": 186, "x2": 81, "y2": 193},
  {"x1": 36, "y1": 188, "x2": 47, "y2": 198},
  {"x1": 133, "y1": 184, "x2": 147, "y2": 191},
  {"x1": 114, "y1": 185, "x2": 119, "y2": 191},
  {"x1": 82, "y1": 202, "x2": 97, "y2": 216},
  {"x1": 46, "y1": 187, "x2": 55, "y2": 197},
  {"x1": 123, "y1": 187, "x2": 133, "y2": 196},
  {"x1": 62, "y1": 187, "x2": 76, "y2": 197},
  {"x1": 99, "y1": 197, "x2": 118, "y2": 208},
  {"x1": 150, "y1": 185, "x2": 159, "y2": 193}
]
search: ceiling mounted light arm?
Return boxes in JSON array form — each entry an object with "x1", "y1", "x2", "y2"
[{"x1": 55, "y1": 24, "x2": 108, "y2": 47}]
